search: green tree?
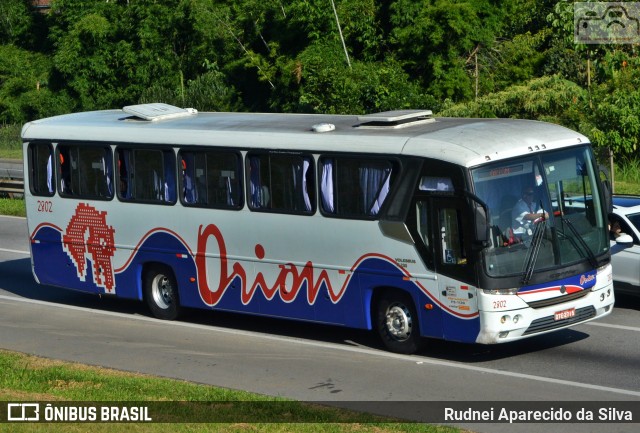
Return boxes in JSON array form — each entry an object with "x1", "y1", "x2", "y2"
[
  {"x1": 389, "y1": 0, "x2": 505, "y2": 101},
  {"x1": 544, "y1": 1, "x2": 640, "y2": 158},
  {"x1": 281, "y1": 40, "x2": 433, "y2": 114},
  {"x1": 139, "y1": 61, "x2": 240, "y2": 112},
  {"x1": 438, "y1": 75, "x2": 587, "y2": 130},
  {"x1": 0, "y1": 0, "x2": 32, "y2": 45},
  {"x1": 337, "y1": 0, "x2": 383, "y2": 61},
  {"x1": 49, "y1": 0, "x2": 202, "y2": 110},
  {"x1": 588, "y1": 52, "x2": 640, "y2": 158},
  {"x1": 194, "y1": 0, "x2": 395, "y2": 112},
  {"x1": 0, "y1": 44, "x2": 73, "y2": 123}
]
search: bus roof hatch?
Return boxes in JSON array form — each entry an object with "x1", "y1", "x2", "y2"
[
  {"x1": 356, "y1": 110, "x2": 434, "y2": 129},
  {"x1": 122, "y1": 103, "x2": 198, "y2": 121}
]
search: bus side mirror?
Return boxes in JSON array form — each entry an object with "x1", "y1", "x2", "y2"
[
  {"x1": 474, "y1": 202, "x2": 489, "y2": 244},
  {"x1": 599, "y1": 165, "x2": 613, "y2": 214},
  {"x1": 602, "y1": 179, "x2": 613, "y2": 214},
  {"x1": 461, "y1": 191, "x2": 490, "y2": 244},
  {"x1": 464, "y1": 192, "x2": 489, "y2": 244}
]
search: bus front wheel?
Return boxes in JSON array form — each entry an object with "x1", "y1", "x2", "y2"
[
  {"x1": 144, "y1": 265, "x2": 182, "y2": 320},
  {"x1": 375, "y1": 291, "x2": 423, "y2": 354}
]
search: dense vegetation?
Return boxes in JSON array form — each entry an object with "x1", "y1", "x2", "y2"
[{"x1": 1, "y1": 0, "x2": 640, "y2": 161}]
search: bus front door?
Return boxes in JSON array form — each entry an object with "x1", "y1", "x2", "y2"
[{"x1": 429, "y1": 197, "x2": 480, "y2": 342}]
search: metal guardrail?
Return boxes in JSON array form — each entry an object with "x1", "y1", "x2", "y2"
[{"x1": 0, "y1": 159, "x2": 24, "y2": 197}]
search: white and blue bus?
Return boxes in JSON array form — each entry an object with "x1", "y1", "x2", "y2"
[{"x1": 22, "y1": 104, "x2": 614, "y2": 354}]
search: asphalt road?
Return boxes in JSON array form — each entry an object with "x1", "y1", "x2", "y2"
[{"x1": 1, "y1": 215, "x2": 639, "y2": 433}]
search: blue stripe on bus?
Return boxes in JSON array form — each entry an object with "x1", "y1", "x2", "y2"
[{"x1": 30, "y1": 226, "x2": 481, "y2": 343}]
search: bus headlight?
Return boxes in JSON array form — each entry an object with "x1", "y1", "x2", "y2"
[
  {"x1": 501, "y1": 314, "x2": 522, "y2": 325},
  {"x1": 483, "y1": 288, "x2": 518, "y2": 295}
]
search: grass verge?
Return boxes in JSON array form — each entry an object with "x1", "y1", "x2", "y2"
[
  {"x1": 0, "y1": 124, "x2": 21, "y2": 160},
  {"x1": 0, "y1": 351, "x2": 458, "y2": 432},
  {"x1": 0, "y1": 197, "x2": 25, "y2": 217},
  {"x1": 612, "y1": 180, "x2": 640, "y2": 195}
]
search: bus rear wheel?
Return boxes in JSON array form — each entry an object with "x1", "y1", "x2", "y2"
[
  {"x1": 144, "y1": 265, "x2": 182, "y2": 320},
  {"x1": 375, "y1": 291, "x2": 423, "y2": 354}
]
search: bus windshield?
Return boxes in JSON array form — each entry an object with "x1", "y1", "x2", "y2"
[{"x1": 471, "y1": 145, "x2": 609, "y2": 279}]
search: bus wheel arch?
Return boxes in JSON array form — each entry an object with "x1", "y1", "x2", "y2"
[
  {"x1": 373, "y1": 288, "x2": 424, "y2": 354},
  {"x1": 143, "y1": 263, "x2": 183, "y2": 320}
]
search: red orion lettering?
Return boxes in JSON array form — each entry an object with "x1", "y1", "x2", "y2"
[
  {"x1": 580, "y1": 274, "x2": 595, "y2": 285},
  {"x1": 196, "y1": 224, "x2": 348, "y2": 306}
]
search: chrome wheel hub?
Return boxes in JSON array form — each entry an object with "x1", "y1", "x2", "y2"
[
  {"x1": 152, "y1": 275, "x2": 173, "y2": 310},
  {"x1": 385, "y1": 302, "x2": 412, "y2": 341}
]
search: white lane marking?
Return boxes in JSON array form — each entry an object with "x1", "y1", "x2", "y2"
[
  {"x1": 0, "y1": 247, "x2": 29, "y2": 255},
  {"x1": 584, "y1": 321, "x2": 640, "y2": 332},
  {"x1": 0, "y1": 294, "x2": 639, "y2": 398},
  {"x1": 0, "y1": 215, "x2": 26, "y2": 220}
]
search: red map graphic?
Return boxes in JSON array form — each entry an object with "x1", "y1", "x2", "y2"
[{"x1": 63, "y1": 203, "x2": 116, "y2": 292}]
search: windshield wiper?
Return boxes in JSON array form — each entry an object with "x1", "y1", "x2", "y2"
[
  {"x1": 561, "y1": 216, "x2": 598, "y2": 268},
  {"x1": 521, "y1": 219, "x2": 546, "y2": 286}
]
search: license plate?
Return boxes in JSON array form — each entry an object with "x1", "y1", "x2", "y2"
[{"x1": 554, "y1": 308, "x2": 576, "y2": 321}]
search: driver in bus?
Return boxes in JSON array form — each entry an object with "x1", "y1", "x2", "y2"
[{"x1": 512, "y1": 186, "x2": 548, "y2": 235}]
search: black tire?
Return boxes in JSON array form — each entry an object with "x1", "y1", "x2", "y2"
[
  {"x1": 375, "y1": 291, "x2": 423, "y2": 354},
  {"x1": 144, "y1": 265, "x2": 182, "y2": 320}
]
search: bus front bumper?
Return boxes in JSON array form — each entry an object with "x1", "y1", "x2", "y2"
[{"x1": 474, "y1": 283, "x2": 615, "y2": 344}]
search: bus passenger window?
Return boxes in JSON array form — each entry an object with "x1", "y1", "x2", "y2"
[
  {"x1": 320, "y1": 157, "x2": 395, "y2": 218},
  {"x1": 247, "y1": 152, "x2": 314, "y2": 214},
  {"x1": 57, "y1": 144, "x2": 113, "y2": 200},
  {"x1": 116, "y1": 148, "x2": 176, "y2": 204},
  {"x1": 28, "y1": 143, "x2": 55, "y2": 196},
  {"x1": 179, "y1": 150, "x2": 242, "y2": 209}
]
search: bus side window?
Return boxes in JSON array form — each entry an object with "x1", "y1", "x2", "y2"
[
  {"x1": 118, "y1": 148, "x2": 175, "y2": 204},
  {"x1": 320, "y1": 156, "x2": 395, "y2": 218},
  {"x1": 180, "y1": 150, "x2": 242, "y2": 209},
  {"x1": 28, "y1": 143, "x2": 55, "y2": 196},
  {"x1": 248, "y1": 152, "x2": 314, "y2": 214},
  {"x1": 56, "y1": 144, "x2": 113, "y2": 199}
]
